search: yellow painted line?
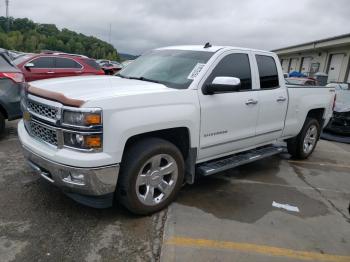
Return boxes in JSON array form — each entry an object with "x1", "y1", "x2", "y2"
[
  {"x1": 288, "y1": 160, "x2": 350, "y2": 169},
  {"x1": 167, "y1": 236, "x2": 350, "y2": 262}
]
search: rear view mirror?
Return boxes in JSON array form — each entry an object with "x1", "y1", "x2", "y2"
[
  {"x1": 203, "y1": 76, "x2": 241, "y2": 95},
  {"x1": 24, "y1": 62, "x2": 34, "y2": 69}
]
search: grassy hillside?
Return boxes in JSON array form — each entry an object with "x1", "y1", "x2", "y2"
[
  {"x1": 119, "y1": 53, "x2": 139, "y2": 61},
  {"x1": 0, "y1": 17, "x2": 119, "y2": 60}
]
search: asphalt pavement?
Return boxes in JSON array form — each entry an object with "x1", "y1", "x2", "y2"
[{"x1": 1, "y1": 120, "x2": 349, "y2": 262}]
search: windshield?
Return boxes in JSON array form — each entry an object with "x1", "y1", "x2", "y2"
[{"x1": 116, "y1": 49, "x2": 214, "y2": 89}]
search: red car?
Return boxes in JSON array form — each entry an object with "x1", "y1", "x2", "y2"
[{"x1": 14, "y1": 52, "x2": 105, "y2": 82}]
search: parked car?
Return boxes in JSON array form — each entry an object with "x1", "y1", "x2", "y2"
[
  {"x1": 14, "y1": 52, "x2": 104, "y2": 82},
  {"x1": 96, "y1": 59, "x2": 110, "y2": 65},
  {"x1": 19, "y1": 45, "x2": 335, "y2": 214},
  {"x1": 100, "y1": 60, "x2": 123, "y2": 75},
  {"x1": 324, "y1": 83, "x2": 350, "y2": 135},
  {"x1": 285, "y1": 77, "x2": 318, "y2": 86},
  {"x1": 0, "y1": 48, "x2": 24, "y2": 135}
]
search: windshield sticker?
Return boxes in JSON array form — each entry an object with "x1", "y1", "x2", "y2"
[{"x1": 187, "y1": 63, "x2": 206, "y2": 80}]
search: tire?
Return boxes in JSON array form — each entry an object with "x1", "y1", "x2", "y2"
[
  {"x1": 0, "y1": 112, "x2": 5, "y2": 137},
  {"x1": 117, "y1": 138, "x2": 185, "y2": 215},
  {"x1": 287, "y1": 117, "x2": 320, "y2": 159}
]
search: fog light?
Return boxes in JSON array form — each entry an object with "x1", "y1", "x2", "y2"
[{"x1": 62, "y1": 172, "x2": 85, "y2": 186}]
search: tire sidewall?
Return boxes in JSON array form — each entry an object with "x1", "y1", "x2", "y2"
[
  {"x1": 120, "y1": 139, "x2": 184, "y2": 214},
  {"x1": 298, "y1": 118, "x2": 320, "y2": 159}
]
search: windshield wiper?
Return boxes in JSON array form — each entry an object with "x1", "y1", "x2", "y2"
[
  {"x1": 115, "y1": 73, "x2": 127, "y2": 78},
  {"x1": 128, "y1": 76, "x2": 160, "y2": 84},
  {"x1": 115, "y1": 74, "x2": 160, "y2": 84}
]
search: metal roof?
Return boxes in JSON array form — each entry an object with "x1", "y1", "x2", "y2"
[{"x1": 272, "y1": 33, "x2": 350, "y2": 52}]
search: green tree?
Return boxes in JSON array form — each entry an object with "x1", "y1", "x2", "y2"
[{"x1": 0, "y1": 16, "x2": 120, "y2": 61}]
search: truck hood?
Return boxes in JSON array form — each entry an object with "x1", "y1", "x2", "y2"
[{"x1": 29, "y1": 75, "x2": 176, "y2": 104}]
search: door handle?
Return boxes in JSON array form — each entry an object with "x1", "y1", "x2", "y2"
[
  {"x1": 276, "y1": 96, "x2": 287, "y2": 102},
  {"x1": 47, "y1": 71, "x2": 55, "y2": 74},
  {"x1": 245, "y1": 99, "x2": 258, "y2": 105}
]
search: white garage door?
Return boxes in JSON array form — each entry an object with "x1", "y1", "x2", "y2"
[
  {"x1": 301, "y1": 57, "x2": 312, "y2": 75},
  {"x1": 281, "y1": 59, "x2": 289, "y2": 73},
  {"x1": 289, "y1": 58, "x2": 298, "y2": 73},
  {"x1": 328, "y1": 54, "x2": 344, "y2": 83}
]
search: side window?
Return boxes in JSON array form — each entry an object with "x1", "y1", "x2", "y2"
[
  {"x1": 206, "y1": 53, "x2": 252, "y2": 90},
  {"x1": 256, "y1": 55, "x2": 279, "y2": 89},
  {"x1": 55, "y1": 57, "x2": 82, "y2": 68},
  {"x1": 31, "y1": 57, "x2": 55, "y2": 68}
]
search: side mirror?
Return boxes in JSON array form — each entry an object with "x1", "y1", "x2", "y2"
[
  {"x1": 24, "y1": 62, "x2": 34, "y2": 70},
  {"x1": 203, "y1": 76, "x2": 241, "y2": 95}
]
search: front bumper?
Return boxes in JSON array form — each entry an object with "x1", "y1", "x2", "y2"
[{"x1": 22, "y1": 145, "x2": 120, "y2": 207}]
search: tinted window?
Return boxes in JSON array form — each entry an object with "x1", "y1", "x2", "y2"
[
  {"x1": 256, "y1": 55, "x2": 279, "y2": 89},
  {"x1": 55, "y1": 57, "x2": 82, "y2": 68},
  {"x1": 206, "y1": 53, "x2": 252, "y2": 90},
  {"x1": 83, "y1": 59, "x2": 101, "y2": 70},
  {"x1": 31, "y1": 57, "x2": 55, "y2": 68}
]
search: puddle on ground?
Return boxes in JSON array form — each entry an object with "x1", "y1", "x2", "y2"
[
  {"x1": 221, "y1": 156, "x2": 288, "y2": 185},
  {"x1": 177, "y1": 156, "x2": 330, "y2": 222}
]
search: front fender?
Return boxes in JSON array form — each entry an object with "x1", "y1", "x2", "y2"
[{"x1": 104, "y1": 104, "x2": 199, "y2": 163}]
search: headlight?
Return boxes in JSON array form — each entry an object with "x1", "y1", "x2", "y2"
[
  {"x1": 62, "y1": 109, "x2": 102, "y2": 127},
  {"x1": 63, "y1": 132, "x2": 103, "y2": 151}
]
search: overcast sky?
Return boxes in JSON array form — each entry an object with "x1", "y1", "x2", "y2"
[{"x1": 3, "y1": 0, "x2": 350, "y2": 55}]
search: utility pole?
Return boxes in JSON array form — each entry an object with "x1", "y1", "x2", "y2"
[
  {"x1": 108, "y1": 23, "x2": 112, "y2": 44},
  {"x1": 5, "y1": 0, "x2": 10, "y2": 31}
]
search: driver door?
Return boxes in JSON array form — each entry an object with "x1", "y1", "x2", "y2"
[{"x1": 198, "y1": 51, "x2": 259, "y2": 161}]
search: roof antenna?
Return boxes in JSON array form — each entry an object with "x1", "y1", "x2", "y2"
[{"x1": 204, "y1": 42, "x2": 212, "y2": 48}]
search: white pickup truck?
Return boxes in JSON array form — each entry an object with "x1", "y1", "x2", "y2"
[{"x1": 18, "y1": 45, "x2": 336, "y2": 214}]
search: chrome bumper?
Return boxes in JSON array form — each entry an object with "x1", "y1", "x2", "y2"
[{"x1": 22, "y1": 146, "x2": 119, "y2": 196}]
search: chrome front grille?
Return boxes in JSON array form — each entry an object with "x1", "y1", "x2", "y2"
[
  {"x1": 28, "y1": 120, "x2": 58, "y2": 146},
  {"x1": 27, "y1": 100, "x2": 58, "y2": 120}
]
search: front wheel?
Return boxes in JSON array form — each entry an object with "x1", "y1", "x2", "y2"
[
  {"x1": 117, "y1": 138, "x2": 184, "y2": 215},
  {"x1": 287, "y1": 117, "x2": 320, "y2": 159}
]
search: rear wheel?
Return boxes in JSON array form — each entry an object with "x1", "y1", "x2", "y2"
[
  {"x1": 117, "y1": 138, "x2": 184, "y2": 215},
  {"x1": 287, "y1": 117, "x2": 320, "y2": 159},
  {"x1": 0, "y1": 112, "x2": 5, "y2": 137}
]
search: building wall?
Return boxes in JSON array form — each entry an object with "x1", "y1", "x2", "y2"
[{"x1": 277, "y1": 46, "x2": 350, "y2": 83}]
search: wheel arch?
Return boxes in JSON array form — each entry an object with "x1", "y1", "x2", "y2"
[
  {"x1": 306, "y1": 108, "x2": 325, "y2": 129},
  {"x1": 0, "y1": 102, "x2": 8, "y2": 119},
  {"x1": 121, "y1": 127, "x2": 197, "y2": 184}
]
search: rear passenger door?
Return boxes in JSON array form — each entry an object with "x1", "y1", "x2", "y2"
[
  {"x1": 254, "y1": 53, "x2": 288, "y2": 142},
  {"x1": 54, "y1": 57, "x2": 83, "y2": 78}
]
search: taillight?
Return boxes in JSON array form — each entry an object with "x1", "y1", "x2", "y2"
[
  {"x1": 332, "y1": 94, "x2": 337, "y2": 111},
  {"x1": 0, "y1": 72, "x2": 24, "y2": 83}
]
